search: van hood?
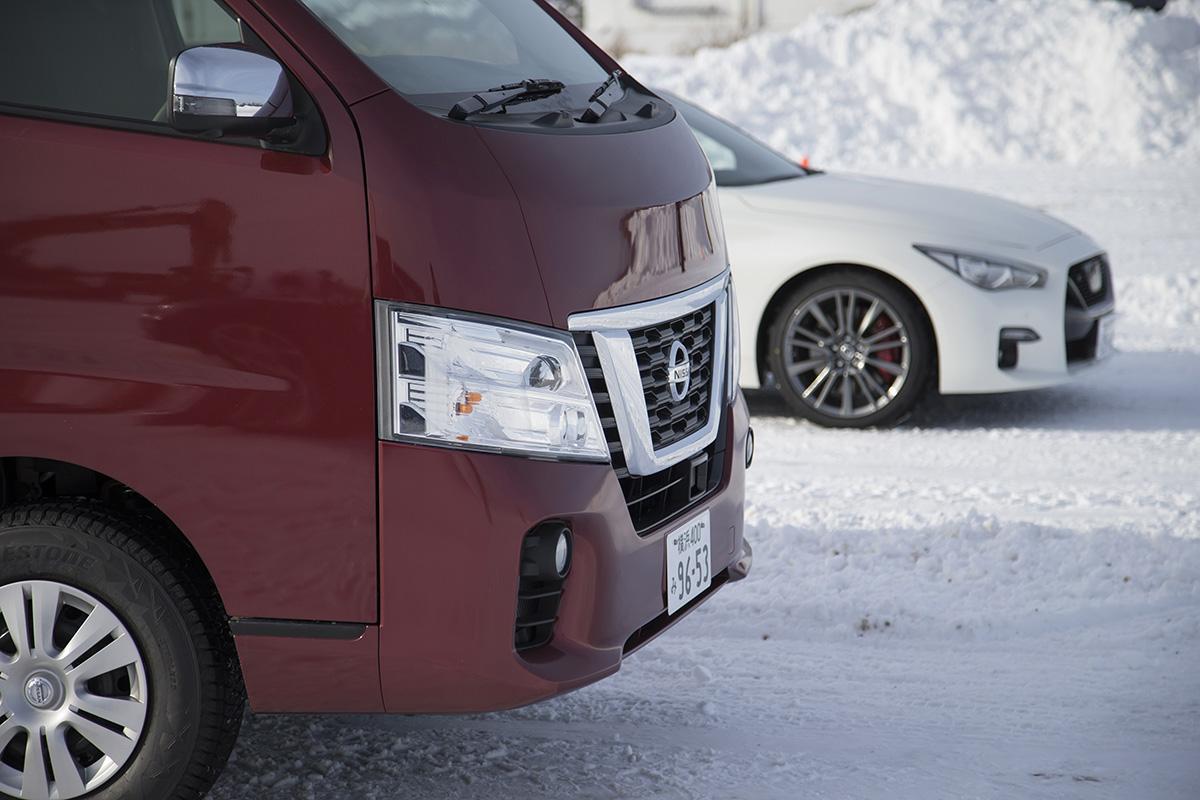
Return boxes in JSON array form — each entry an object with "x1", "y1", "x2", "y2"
[
  {"x1": 356, "y1": 92, "x2": 727, "y2": 329},
  {"x1": 737, "y1": 173, "x2": 1080, "y2": 252}
]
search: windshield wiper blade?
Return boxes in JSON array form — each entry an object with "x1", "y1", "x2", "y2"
[
  {"x1": 448, "y1": 79, "x2": 566, "y2": 121},
  {"x1": 580, "y1": 69, "x2": 625, "y2": 123}
]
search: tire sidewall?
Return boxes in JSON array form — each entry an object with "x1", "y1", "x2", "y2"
[
  {"x1": 0, "y1": 522, "x2": 201, "y2": 800},
  {"x1": 768, "y1": 270, "x2": 934, "y2": 428}
]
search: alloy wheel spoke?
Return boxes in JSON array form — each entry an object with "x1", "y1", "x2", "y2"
[
  {"x1": 47, "y1": 725, "x2": 87, "y2": 797},
  {"x1": 73, "y1": 691, "x2": 147, "y2": 734},
  {"x1": 30, "y1": 582, "x2": 61, "y2": 659},
  {"x1": 857, "y1": 299, "x2": 881, "y2": 336},
  {"x1": 787, "y1": 356, "x2": 828, "y2": 376},
  {"x1": 789, "y1": 326, "x2": 826, "y2": 346},
  {"x1": 23, "y1": 729, "x2": 51, "y2": 800},
  {"x1": 0, "y1": 584, "x2": 32, "y2": 660},
  {"x1": 860, "y1": 368, "x2": 892, "y2": 402},
  {"x1": 802, "y1": 365, "x2": 833, "y2": 399},
  {"x1": 808, "y1": 303, "x2": 837, "y2": 336},
  {"x1": 867, "y1": 339, "x2": 907, "y2": 353},
  {"x1": 852, "y1": 372, "x2": 878, "y2": 411},
  {"x1": 865, "y1": 324, "x2": 903, "y2": 344},
  {"x1": 814, "y1": 370, "x2": 836, "y2": 408},
  {"x1": 867, "y1": 357, "x2": 905, "y2": 376},
  {"x1": 67, "y1": 711, "x2": 136, "y2": 764},
  {"x1": 69, "y1": 633, "x2": 139, "y2": 683},
  {"x1": 840, "y1": 374, "x2": 854, "y2": 415}
]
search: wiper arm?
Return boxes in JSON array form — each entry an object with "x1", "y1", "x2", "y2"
[
  {"x1": 580, "y1": 69, "x2": 625, "y2": 123},
  {"x1": 448, "y1": 79, "x2": 566, "y2": 121}
]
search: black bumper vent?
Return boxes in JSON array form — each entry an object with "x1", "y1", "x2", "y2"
[
  {"x1": 574, "y1": 332, "x2": 726, "y2": 536},
  {"x1": 514, "y1": 525, "x2": 568, "y2": 652}
]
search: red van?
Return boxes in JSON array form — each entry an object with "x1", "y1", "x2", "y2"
[{"x1": 0, "y1": 2, "x2": 752, "y2": 798}]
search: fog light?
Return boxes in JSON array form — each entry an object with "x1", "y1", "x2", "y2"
[
  {"x1": 745, "y1": 427, "x2": 755, "y2": 469},
  {"x1": 522, "y1": 524, "x2": 572, "y2": 580},
  {"x1": 555, "y1": 532, "x2": 571, "y2": 577}
]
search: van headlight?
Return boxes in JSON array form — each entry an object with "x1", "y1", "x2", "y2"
[
  {"x1": 915, "y1": 245, "x2": 1046, "y2": 290},
  {"x1": 376, "y1": 303, "x2": 608, "y2": 461}
]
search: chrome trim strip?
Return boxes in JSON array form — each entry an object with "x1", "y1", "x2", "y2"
[{"x1": 570, "y1": 273, "x2": 730, "y2": 476}]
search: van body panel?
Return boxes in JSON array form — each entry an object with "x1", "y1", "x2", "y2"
[
  {"x1": 375, "y1": 397, "x2": 748, "y2": 713},
  {"x1": 477, "y1": 114, "x2": 728, "y2": 325},
  {"x1": 355, "y1": 91, "x2": 555, "y2": 324},
  {"x1": 236, "y1": 627, "x2": 385, "y2": 712},
  {"x1": 0, "y1": 12, "x2": 379, "y2": 624}
]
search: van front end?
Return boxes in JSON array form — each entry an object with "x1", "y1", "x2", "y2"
[
  {"x1": 277, "y1": 0, "x2": 757, "y2": 712},
  {"x1": 374, "y1": 276, "x2": 752, "y2": 712}
]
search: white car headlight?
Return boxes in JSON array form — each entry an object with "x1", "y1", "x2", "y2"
[
  {"x1": 727, "y1": 279, "x2": 741, "y2": 401},
  {"x1": 915, "y1": 245, "x2": 1046, "y2": 290},
  {"x1": 376, "y1": 303, "x2": 608, "y2": 462}
]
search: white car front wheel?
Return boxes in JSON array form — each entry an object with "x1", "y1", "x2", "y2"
[{"x1": 767, "y1": 269, "x2": 934, "y2": 428}]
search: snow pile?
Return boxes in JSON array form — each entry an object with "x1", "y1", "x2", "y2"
[
  {"x1": 1120, "y1": 269, "x2": 1200, "y2": 330},
  {"x1": 626, "y1": 0, "x2": 1200, "y2": 169}
]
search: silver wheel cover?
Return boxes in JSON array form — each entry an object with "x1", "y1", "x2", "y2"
[{"x1": 0, "y1": 580, "x2": 149, "y2": 799}]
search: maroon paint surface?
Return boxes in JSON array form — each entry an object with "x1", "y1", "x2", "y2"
[
  {"x1": 0, "y1": 0, "x2": 746, "y2": 713},
  {"x1": 376, "y1": 398, "x2": 747, "y2": 713},
  {"x1": 0, "y1": 0, "x2": 378, "y2": 623}
]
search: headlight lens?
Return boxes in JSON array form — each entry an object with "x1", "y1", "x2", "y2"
[
  {"x1": 727, "y1": 280, "x2": 741, "y2": 401},
  {"x1": 915, "y1": 246, "x2": 1046, "y2": 290},
  {"x1": 377, "y1": 304, "x2": 608, "y2": 461}
]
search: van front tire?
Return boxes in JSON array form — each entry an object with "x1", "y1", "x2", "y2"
[{"x1": 0, "y1": 502, "x2": 243, "y2": 800}]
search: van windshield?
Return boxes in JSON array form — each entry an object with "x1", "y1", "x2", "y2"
[{"x1": 297, "y1": 0, "x2": 607, "y2": 97}]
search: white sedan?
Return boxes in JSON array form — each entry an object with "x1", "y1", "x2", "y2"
[{"x1": 667, "y1": 93, "x2": 1118, "y2": 427}]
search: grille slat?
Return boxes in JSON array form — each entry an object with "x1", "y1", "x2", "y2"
[
  {"x1": 632, "y1": 304, "x2": 715, "y2": 450},
  {"x1": 573, "y1": 302, "x2": 726, "y2": 536},
  {"x1": 1067, "y1": 255, "x2": 1112, "y2": 309}
]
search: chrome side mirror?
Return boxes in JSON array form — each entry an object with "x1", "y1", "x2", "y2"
[{"x1": 170, "y1": 45, "x2": 295, "y2": 137}]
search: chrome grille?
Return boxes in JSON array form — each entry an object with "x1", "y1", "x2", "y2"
[
  {"x1": 574, "y1": 331, "x2": 725, "y2": 535},
  {"x1": 630, "y1": 304, "x2": 715, "y2": 450}
]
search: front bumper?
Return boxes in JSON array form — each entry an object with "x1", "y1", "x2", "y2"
[
  {"x1": 932, "y1": 236, "x2": 1116, "y2": 394},
  {"x1": 374, "y1": 394, "x2": 750, "y2": 713}
]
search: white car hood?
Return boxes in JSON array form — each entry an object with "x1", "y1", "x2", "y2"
[{"x1": 736, "y1": 173, "x2": 1080, "y2": 251}]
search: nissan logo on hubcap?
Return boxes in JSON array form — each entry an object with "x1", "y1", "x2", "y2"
[
  {"x1": 668, "y1": 340, "x2": 692, "y2": 402},
  {"x1": 24, "y1": 673, "x2": 59, "y2": 709}
]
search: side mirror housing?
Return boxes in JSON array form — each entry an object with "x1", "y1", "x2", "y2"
[{"x1": 169, "y1": 45, "x2": 295, "y2": 138}]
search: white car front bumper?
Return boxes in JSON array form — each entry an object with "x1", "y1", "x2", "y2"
[{"x1": 928, "y1": 234, "x2": 1116, "y2": 395}]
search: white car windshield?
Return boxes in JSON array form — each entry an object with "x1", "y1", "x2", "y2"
[{"x1": 666, "y1": 92, "x2": 808, "y2": 187}]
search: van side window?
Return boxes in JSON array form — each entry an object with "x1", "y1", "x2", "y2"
[{"x1": 0, "y1": 0, "x2": 242, "y2": 123}]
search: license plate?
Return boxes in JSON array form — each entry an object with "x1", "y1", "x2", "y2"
[
  {"x1": 1096, "y1": 314, "x2": 1117, "y2": 361},
  {"x1": 666, "y1": 510, "x2": 711, "y2": 615}
]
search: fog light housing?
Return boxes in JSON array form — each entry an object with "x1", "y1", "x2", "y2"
[
  {"x1": 515, "y1": 523, "x2": 572, "y2": 652},
  {"x1": 998, "y1": 327, "x2": 1041, "y2": 370}
]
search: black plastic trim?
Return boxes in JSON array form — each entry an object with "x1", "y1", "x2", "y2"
[{"x1": 229, "y1": 618, "x2": 367, "y2": 640}]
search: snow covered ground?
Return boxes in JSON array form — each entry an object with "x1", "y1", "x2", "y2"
[
  {"x1": 207, "y1": 163, "x2": 1200, "y2": 800},
  {"x1": 208, "y1": 2, "x2": 1199, "y2": 798}
]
